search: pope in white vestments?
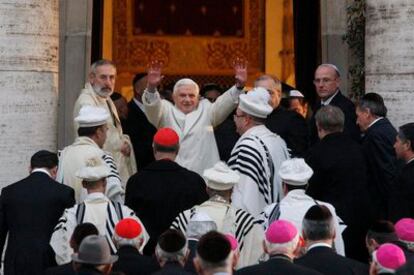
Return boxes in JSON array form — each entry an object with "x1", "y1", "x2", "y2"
[{"x1": 142, "y1": 63, "x2": 247, "y2": 175}]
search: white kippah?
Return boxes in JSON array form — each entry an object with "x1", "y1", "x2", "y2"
[
  {"x1": 203, "y1": 161, "x2": 240, "y2": 191},
  {"x1": 75, "y1": 105, "x2": 110, "y2": 128},
  {"x1": 76, "y1": 156, "x2": 110, "y2": 181},
  {"x1": 238, "y1": 87, "x2": 273, "y2": 118},
  {"x1": 289, "y1": 90, "x2": 304, "y2": 98},
  {"x1": 278, "y1": 158, "x2": 313, "y2": 186}
]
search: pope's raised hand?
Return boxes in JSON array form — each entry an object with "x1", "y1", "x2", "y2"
[
  {"x1": 233, "y1": 57, "x2": 248, "y2": 89},
  {"x1": 147, "y1": 60, "x2": 164, "y2": 91}
]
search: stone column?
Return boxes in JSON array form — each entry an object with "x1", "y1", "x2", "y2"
[
  {"x1": 0, "y1": 1, "x2": 59, "y2": 188},
  {"x1": 365, "y1": 1, "x2": 414, "y2": 127},
  {"x1": 320, "y1": 0, "x2": 350, "y2": 95}
]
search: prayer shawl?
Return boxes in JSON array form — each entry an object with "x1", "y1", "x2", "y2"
[
  {"x1": 171, "y1": 198, "x2": 264, "y2": 268},
  {"x1": 50, "y1": 193, "x2": 148, "y2": 265},
  {"x1": 57, "y1": 136, "x2": 123, "y2": 203},
  {"x1": 228, "y1": 125, "x2": 289, "y2": 216},
  {"x1": 74, "y1": 83, "x2": 137, "y2": 183},
  {"x1": 259, "y1": 189, "x2": 346, "y2": 256}
]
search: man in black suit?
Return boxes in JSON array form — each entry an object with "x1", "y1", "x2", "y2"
[
  {"x1": 125, "y1": 128, "x2": 208, "y2": 256},
  {"x1": 45, "y1": 222, "x2": 99, "y2": 275},
  {"x1": 237, "y1": 220, "x2": 321, "y2": 275},
  {"x1": 356, "y1": 93, "x2": 400, "y2": 219},
  {"x1": 153, "y1": 229, "x2": 192, "y2": 275},
  {"x1": 255, "y1": 74, "x2": 309, "y2": 157},
  {"x1": 390, "y1": 123, "x2": 414, "y2": 221},
  {"x1": 0, "y1": 150, "x2": 75, "y2": 275},
  {"x1": 296, "y1": 205, "x2": 369, "y2": 274},
  {"x1": 306, "y1": 105, "x2": 371, "y2": 262},
  {"x1": 112, "y1": 218, "x2": 159, "y2": 275},
  {"x1": 124, "y1": 73, "x2": 157, "y2": 170},
  {"x1": 310, "y1": 64, "x2": 360, "y2": 144},
  {"x1": 194, "y1": 231, "x2": 235, "y2": 275}
]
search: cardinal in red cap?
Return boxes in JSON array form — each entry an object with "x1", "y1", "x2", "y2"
[{"x1": 153, "y1": 128, "x2": 179, "y2": 147}]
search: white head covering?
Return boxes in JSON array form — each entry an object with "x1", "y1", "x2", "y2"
[
  {"x1": 203, "y1": 161, "x2": 240, "y2": 191},
  {"x1": 238, "y1": 87, "x2": 273, "y2": 118},
  {"x1": 289, "y1": 90, "x2": 304, "y2": 98},
  {"x1": 278, "y1": 158, "x2": 313, "y2": 186},
  {"x1": 75, "y1": 105, "x2": 110, "y2": 128},
  {"x1": 76, "y1": 156, "x2": 110, "y2": 181}
]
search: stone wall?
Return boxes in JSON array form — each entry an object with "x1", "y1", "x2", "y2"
[
  {"x1": 365, "y1": 1, "x2": 414, "y2": 127},
  {"x1": 0, "y1": 1, "x2": 59, "y2": 188}
]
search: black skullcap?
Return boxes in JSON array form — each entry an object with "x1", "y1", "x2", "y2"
[
  {"x1": 158, "y1": 229, "x2": 186, "y2": 253},
  {"x1": 30, "y1": 150, "x2": 58, "y2": 169},
  {"x1": 110, "y1": 92, "x2": 124, "y2": 101},
  {"x1": 304, "y1": 205, "x2": 333, "y2": 222},
  {"x1": 72, "y1": 223, "x2": 99, "y2": 247},
  {"x1": 132, "y1": 73, "x2": 147, "y2": 86},
  {"x1": 197, "y1": 231, "x2": 231, "y2": 263}
]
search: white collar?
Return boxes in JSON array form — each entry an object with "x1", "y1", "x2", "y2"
[
  {"x1": 84, "y1": 192, "x2": 108, "y2": 201},
  {"x1": 321, "y1": 90, "x2": 339, "y2": 105},
  {"x1": 133, "y1": 98, "x2": 145, "y2": 112},
  {"x1": 368, "y1": 117, "x2": 384, "y2": 129},
  {"x1": 308, "y1": 242, "x2": 332, "y2": 251},
  {"x1": 31, "y1": 168, "x2": 51, "y2": 177},
  {"x1": 407, "y1": 157, "x2": 414, "y2": 164}
]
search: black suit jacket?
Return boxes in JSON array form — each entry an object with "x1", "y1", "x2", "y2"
[
  {"x1": 390, "y1": 161, "x2": 414, "y2": 222},
  {"x1": 306, "y1": 132, "x2": 371, "y2": 262},
  {"x1": 310, "y1": 91, "x2": 360, "y2": 144},
  {"x1": 295, "y1": 246, "x2": 369, "y2": 275},
  {"x1": 184, "y1": 239, "x2": 198, "y2": 274},
  {"x1": 125, "y1": 160, "x2": 208, "y2": 255},
  {"x1": 112, "y1": 246, "x2": 160, "y2": 275},
  {"x1": 237, "y1": 254, "x2": 322, "y2": 275},
  {"x1": 361, "y1": 118, "x2": 400, "y2": 215},
  {"x1": 124, "y1": 100, "x2": 157, "y2": 170},
  {"x1": 0, "y1": 172, "x2": 75, "y2": 275},
  {"x1": 151, "y1": 262, "x2": 193, "y2": 275},
  {"x1": 44, "y1": 262, "x2": 75, "y2": 275},
  {"x1": 265, "y1": 106, "x2": 309, "y2": 157}
]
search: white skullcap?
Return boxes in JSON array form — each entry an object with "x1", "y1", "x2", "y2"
[
  {"x1": 289, "y1": 90, "x2": 304, "y2": 98},
  {"x1": 75, "y1": 105, "x2": 110, "y2": 128},
  {"x1": 238, "y1": 87, "x2": 273, "y2": 118},
  {"x1": 76, "y1": 156, "x2": 110, "y2": 181},
  {"x1": 203, "y1": 161, "x2": 240, "y2": 191},
  {"x1": 278, "y1": 158, "x2": 313, "y2": 186}
]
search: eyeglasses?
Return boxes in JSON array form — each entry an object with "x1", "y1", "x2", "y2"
[
  {"x1": 313, "y1": 78, "x2": 336, "y2": 85},
  {"x1": 233, "y1": 113, "x2": 246, "y2": 119}
]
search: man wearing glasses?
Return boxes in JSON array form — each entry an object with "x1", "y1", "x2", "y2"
[{"x1": 310, "y1": 64, "x2": 360, "y2": 144}]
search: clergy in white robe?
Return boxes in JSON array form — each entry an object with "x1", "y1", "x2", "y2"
[
  {"x1": 51, "y1": 156, "x2": 148, "y2": 265},
  {"x1": 58, "y1": 105, "x2": 123, "y2": 203},
  {"x1": 259, "y1": 158, "x2": 346, "y2": 256},
  {"x1": 229, "y1": 87, "x2": 290, "y2": 216},
  {"x1": 73, "y1": 60, "x2": 137, "y2": 183},
  {"x1": 171, "y1": 162, "x2": 264, "y2": 268},
  {"x1": 142, "y1": 63, "x2": 247, "y2": 175}
]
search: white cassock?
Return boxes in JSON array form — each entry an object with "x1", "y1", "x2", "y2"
[
  {"x1": 73, "y1": 83, "x2": 137, "y2": 184},
  {"x1": 171, "y1": 196, "x2": 264, "y2": 269},
  {"x1": 143, "y1": 86, "x2": 242, "y2": 175},
  {"x1": 228, "y1": 125, "x2": 290, "y2": 216},
  {"x1": 50, "y1": 193, "x2": 148, "y2": 265},
  {"x1": 259, "y1": 189, "x2": 346, "y2": 256},
  {"x1": 57, "y1": 136, "x2": 124, "y2": 203}
]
